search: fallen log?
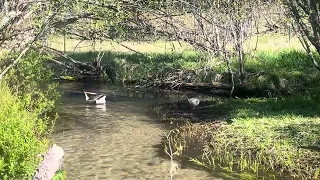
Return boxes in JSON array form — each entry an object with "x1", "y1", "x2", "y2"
[
  {"x1": 147, "y1": 81, "x2": 275, "y2": 98},
  {"x1": 33, "y1": 144, "x2": 64, "y2": 180}
]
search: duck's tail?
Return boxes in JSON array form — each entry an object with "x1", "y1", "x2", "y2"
[{"x1": 83, "y1": 91, "x2": 89, "y2": 101}]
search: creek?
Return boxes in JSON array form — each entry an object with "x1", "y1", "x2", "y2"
[{"x1": 52, "y1": 82, "x2": 219, "y2": 180}]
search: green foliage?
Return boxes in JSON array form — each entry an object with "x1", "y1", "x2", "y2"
[
  {"x1": 0, "y1": 83, "x2": 48, "y2": 179},
  {"x1": 0, "y1": 51, "x2": 60, "y2": 179},
  {"x1": 53, "y1": 170, "x2": 67, "y2": 180},
  {"x1": 237, "y1": 50, "x2": 320, "y2": 95},
  {"x1": 5, "y1": 50, "x2": 60, "y2": 115},
  {"x1": 67, "y1": 50, "x2": 202, "y2": 82},
  {"x1": 207, "y1": 97, "x2": 320, "y2": 179},
  {"x1": 66, "y1": 49, "x2": 320, "y2": 97},
  {"x1": 164, "y1": 97, "x2": 320, "y2": 179}
]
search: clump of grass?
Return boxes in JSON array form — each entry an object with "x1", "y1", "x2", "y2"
[
  {"x1": 53, "y1": 170, "x2": 67, "y2": 180},
  {"x1": 163, "y1": 97, "x2": 320, "y2": 179},
  {"x1": 242, "y1": 50, "x2": 320, "y2": 95}
]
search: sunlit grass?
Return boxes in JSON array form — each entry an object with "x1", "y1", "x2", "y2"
[
  {"x1": 48, "y1": 35, "x2": 193, "y2": 53},
  {"x1": 160, "y1": 97, "x2": 320, "y2": 179},
  {"x1": 48, "y1": 33, "x2": 305, "y2": 53},
  {"x1": 244, "y1": 33, "x2": 305, "y2": 52}
]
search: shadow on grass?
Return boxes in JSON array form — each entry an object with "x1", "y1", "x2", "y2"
[
  {"x1": 154, "y1": 96, "x2": 320, "y2": 123},
  {"x1": 276, "y1": 122, "x2": 320, "y2": 151},
  {"x1": 153, "y1": 99, "x2": 231, "y2": 123}
]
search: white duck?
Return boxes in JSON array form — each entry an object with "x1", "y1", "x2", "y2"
[
  {"x1": 182, "y1": 95, "x2": 200, "y2": 109},
  {"x1": 83, "y1": 91, "x2": 106, "y2": 105}
]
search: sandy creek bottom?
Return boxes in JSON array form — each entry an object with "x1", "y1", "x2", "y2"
[{"x1": 52, "y1": 82, "x2": 220, "y2": 180}]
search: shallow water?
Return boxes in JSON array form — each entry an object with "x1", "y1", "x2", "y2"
[{"x1": 52, "y1": 82, "x2": 219, "y2": 180}]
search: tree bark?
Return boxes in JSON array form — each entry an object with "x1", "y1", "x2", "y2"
[{"x1": 33, "y1": 144, "x2": 64, "y2": 180}]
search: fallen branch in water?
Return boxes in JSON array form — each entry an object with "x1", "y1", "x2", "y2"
[{"x1": 139, "y1": 80, "x2": 284, "y2": 98}]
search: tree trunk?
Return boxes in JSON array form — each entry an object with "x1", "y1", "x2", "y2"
[{"x1": 33, "y1": 144, "x2": 64, "y2": 180}]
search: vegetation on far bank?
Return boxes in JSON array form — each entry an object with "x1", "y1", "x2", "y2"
[{"x1": 51, "y1": 34, "x2": 320, "y2": 98}]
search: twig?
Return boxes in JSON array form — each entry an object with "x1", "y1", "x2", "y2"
[
  {"x1": 73, "y1": 39, "x2": 85, "y2": 53},
  {"x1": 44, "y1": 46, "x2": 89, "y2": 67},
  {"x1": 0, "y1": 0, "x2": 68, "y2": 79},
  {"x1": 163, "y1": 129, "x2": 178, "y2": 180}
]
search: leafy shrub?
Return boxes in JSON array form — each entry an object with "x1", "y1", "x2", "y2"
[
  {"x1": 0, "y1": 83, "x2": 48, "y2": 179},
  {"x1": 0, "y1": 51, "x2": 60, "y2": 179},
  {"x1": 5, "y1": 51, "x2": 59, "y2": 115}
]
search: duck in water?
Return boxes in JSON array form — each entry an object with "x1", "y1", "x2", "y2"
[{"x1": 83, "y1": 91, "x2": 106, "y2": 105}]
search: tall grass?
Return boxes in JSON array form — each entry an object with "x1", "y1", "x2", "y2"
[
  {"x1": 65, "y1": 51, "x2": 206, "y2": 83},
  {"x1": 245, "y1": 50, "x2": 320, "y2": 94}
]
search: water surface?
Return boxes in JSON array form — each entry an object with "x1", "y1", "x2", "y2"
[{"x1": 52, "y1": 82, "x2": 217, "y2": 180}]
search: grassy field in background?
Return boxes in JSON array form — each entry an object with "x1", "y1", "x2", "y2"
[
  {"x1": 48, "y1": 36, "x2": 193, "y2": 53},
  {"x1": 48, "y1": 33, "x2": 304, "y2": 53}
]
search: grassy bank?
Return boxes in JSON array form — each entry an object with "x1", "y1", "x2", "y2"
[
  {"x1": 0, "y1": 51, "x2": 60, "y2": 179},
  {"x1": 154, "y1": 96, "x2": 320, "y2": 179},
  {"x1": 59, "y1": 49, "x2": 320, "y2": 97}
]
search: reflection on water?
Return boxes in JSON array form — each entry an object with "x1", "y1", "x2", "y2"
[{"x1": 52, "y1": 82, "x2": 217, "y2": 180}]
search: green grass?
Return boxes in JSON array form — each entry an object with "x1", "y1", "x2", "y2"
[
  {"x1": 159, "y1": 97, "x2": 320, "y2": 179},
  {"x1": 63, "y1": 50, "x2": 208, "y2": 83},
  {"x1": 58, "y1": 49, "x2": 320, "y2": 98},
  {"x1": 211, "y1": 97, "x2": 320, "y2": 179},
  {"x1": 53, "y1": 170, "x2": 67, "y2": 180},
  {"x1": 244, "y1": 50, "x2": 320, "y2": 93},
  {"x1": 48, "y1": 35, "x2": 193, "y2": 53}
]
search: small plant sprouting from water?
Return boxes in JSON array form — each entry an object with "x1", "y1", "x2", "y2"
[{"x1": 163, "y1": 129, "x2": 183, "y2": 180}]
